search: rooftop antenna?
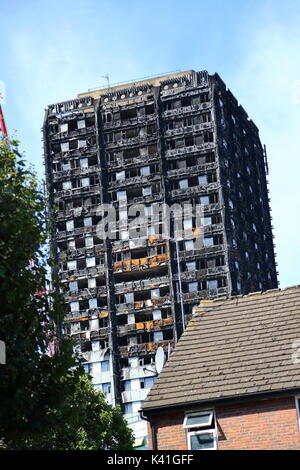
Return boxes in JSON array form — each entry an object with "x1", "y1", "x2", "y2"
[{"x1": 102, "y1": 74, "x2": 110, "y2": 89}]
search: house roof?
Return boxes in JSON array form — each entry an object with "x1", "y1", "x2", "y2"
[{"x1": 142, "y1": 286, "x2": 300, "y2": 412}]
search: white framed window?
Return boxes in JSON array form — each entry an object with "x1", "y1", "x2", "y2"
[
  {"x1": 85, "y1": 236, "x2": 94, "y2": 247},
  {"x1": 66, "y1": 220, "x2": 74, "y2": 231},
  {"x1": 188, "y1": 282, "x2": 198, "y2": 293},
  {"x1": 153, "y1": 310, "x2": 162, "y2": 320},
  {"x1": 63, "y1": 180, "x2": 72, "y2": 190},
  {"x1": 86, "y1": 257, "x2": 96, "y2": 268},
  {"x1": 147, "y1": 225, "x2": 155, "y2": 236},
  {"x1": 203, "y1": 217, "x2": 212, "y2": 226},
  {"x1": 81, "y1": 177, "x2": 90, "y2": 187},
  {"x1": 77, "y1": 119, "x2": 85, "y2": 129},
  {"x1": 207, "y1": 280, "x2": 217, "y2": 290},
  {"x1": 69, "y1": 280, "x2": 78, "y2": 292},
  {"x1": 84, "y1": 217, "x2": 92, "y2": 227},
  {"x1": 128, "y1": 313, "x2": 135, "y2": 324},
  {"x1": 88, "y1": 277, "x2": 96, "y2": 288},
  {"x1": 199, "y1": 195, "x2": 209, "y2": 205},
  {"x1": 68, "y1": 239, "x2": 76, "y2": 250},
  {"x1": 78, "y1": 139, "x2": 87, "y2": 148},
  {"x1": 179, "y1": 179, "x2": 188, "y2": 189},
  {"x1": 151, "y1": 288, "x2": 160, "y2": 299},
  {"x1": 184, "y1": 410, "x2": 217, "y2": 450},
  {"x1": 62, "y1": 162, "x2": 70, "y2": 171},
  {"x1": 80, "y1": 158, "x2": 88, "y2": 168},
  {"x1": 140, "y1": 166, "x2": 150, "y2": 177},
  {"x1": 61, "y1": 142, "x2": 69, "y2": 152},
  {"x1": 125, "y1": 292, "x2": 134, "y2": 304},
  {"x1": 185, "y1": 240, "x2": 194, "y2": 251},
  {"x1": 60, "y1": 123, "x2": 68, "y2": 133},
  {"x1": 89, "y1": 298, "x2": 97, "y2": 309},
  {"x1": 204, "y1": 237, "x2": 213, "y2": 247},
  {"x1": 143, "y1": 186, "x2": 152, "y2": 196},
  {"x1": 67, "y1": 260, "x2": 76, "y2": 271},
  {"x1": 144, "y1": 205, "x2": 153, "y2": 217},
  {"x1": 198, "y1": 175, "x2": 207, "y2": 185},
  {"x1": 70, "y1": 301, "x2": 80, "y2": 312},
  {"x1": 186, "y1": 261, "x2": 196, "y2": 272},
  {"x1": 117, "y1": 190, "x2": 127, "y2": 201},
  {"x1": 116, "y1": 170, "x2": 125, "y2": 181},
  {"x1": 184, "y1": 218, "x2": 193, "y2": 231},
  {"x1": 120, "y1": 230, "x2": 129, "y2": 240}
]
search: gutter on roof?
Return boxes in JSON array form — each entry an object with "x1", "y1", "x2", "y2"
[{"x1": 141, "y1": 387, "x2": 300, "y2": 416}]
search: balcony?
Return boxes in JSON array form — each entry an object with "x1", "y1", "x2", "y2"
[
  {"x1": 107, "y1": 152, "x2": 160, "y2": 170},
  {"x1": 179, "y1": 243, "x2": 227, "y2": 261},
  {"x1": 54, "y1": 183, "x2": 100, "y2": 200},
  {"x1": 164, "y1": 121, "x2": 214, "y2": 138},
  {"x1": 60, "y1": 264, "x2": 106, "y2": 281},
  {"x1": 182, "y1": 286, "x2": 229, "y2": 302},
  {"x1": 64, "y1": 308, "x2": 108, "y2": 322},
  {"x1": 56, "y1": 224, "x2": 98, "y2": 240},
  {"x1": 116, "y1": 295, "x2": 171, "y2": 314},
  {"x1": 174, "y1": 265, "x2": 228, "y2": 282},
  {"x1": 165, "y1": 142, "x2": 215, "y2": 159},
  {"x1": 114, "y1": 275, "x2": 170, "y2": 295},
  {"x1": 118, "y1": 317, "x2": 173, "y2": 336},
  {"x1": 113, "y1": 254, "x2": 168, "y2": 273},
  {"x1": 58, "y1": 244, "x2": 104, "y2": 261},
  {"x1": 103, "y1": 113, "x2": 157, "y2": 130},
  {"x1": 162, "y1": 101, "x2": 212, "y2": 118},
  {"x1": 171, "y1": 182, "x2": 219, "y2": 199},
  {"x1": 167, "y1": 161, "x2": 217, "y2": 178},
  {"x1": 109, "y1": 173, "x2": 160, "y2": 190},
  {"x1": 104, "y1": 133, "x2": 158, "y2": 150},
  {"x1": 52, "y1": 164, "x2": 99, "y2": 181},
  {"x1": 119, "y1": 339, "x2": 174, "y2": 358},
  {"x1": 90, "y1": 327, "x2": 110, "y2": 340},
  {"x1": 63, "y1": 285, "x2": 107, "y2": 302}
]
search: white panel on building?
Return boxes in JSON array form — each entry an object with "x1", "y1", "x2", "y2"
[
  {"x1": 153, "y1": 310, "x2": 162, "y2": 320},
  {"x1": 86, "y1": 257, "x2": 96, "y2": 268},
  {"x1": 88, "y1": 277, "x2": 96, "y2": 288},
  {"x1": 66, "y1": 220, "x2": 74, "y2": 231},
  {"x1": 70, "y1": 301, "x2": 80, "y2": 312}
]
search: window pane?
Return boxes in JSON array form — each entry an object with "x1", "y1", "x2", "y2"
[
  {"x1": 77, "y1": 120, "x2": 85, "y2": 129},
  {"x1": 185, "y1": 240, "x2": 194, "y2": 251},
  {"x1": 190, "y1": 432, "x2": 215, "y2": 450},
  {"x1": 60, "y1": 123, "x2": 68, "y2": 133},
  {"x1": 186, "y1": 412, "x2": 213, "y2": 427},
  {"x1": 179, "y1": 179, "x2": 188, "y2": 189},
  {"x1": 198, "y1": 175, "x2": 207, "y2": 185},
  {"x1": 102, "y1": 383, "x2": 111, "y2": 394},
  {"x1": 101, "y1": 361, "x2": 110, "y2": 372},
  {"x1": 80, "y1": 158, "x2": 88, "y2": 168},
  {"x1": 141, "y1": 166, "x2": 150, "y2": 176}
]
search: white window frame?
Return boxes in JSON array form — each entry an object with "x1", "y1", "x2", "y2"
[
  {"x1": 183, "y1": 410, "x2": 214, "y2": 429},
  {"x1": 187, "y1": 429, "x2": 217, "y2": 451},
  {"x1": 184, "y1": 410, "x2": 217, "y2": 451}
]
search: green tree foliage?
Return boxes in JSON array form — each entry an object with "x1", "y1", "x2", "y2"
[
  {"x1": 0, "y1": 141, "x2": 134, "y2": 450},
  {"x1": 22, "y1": 375, "x2": 134, "y2": 450}
]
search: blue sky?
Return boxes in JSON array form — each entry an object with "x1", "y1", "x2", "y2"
[{"x1": 0, "y1": 0, "x2": 299, "y2": 288}]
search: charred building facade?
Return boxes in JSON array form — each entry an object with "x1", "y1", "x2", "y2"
[{"x1": 43, "y1": 70, "x2": 278, "y2": 443}]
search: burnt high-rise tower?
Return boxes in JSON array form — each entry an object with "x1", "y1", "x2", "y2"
[{"x1": 43, "y1": 70, "x2": 278, "y2": 445}]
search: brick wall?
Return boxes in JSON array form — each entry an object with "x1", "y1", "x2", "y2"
[{"x1": 147, "y1": 396, "x2": 300, "y2": 450}]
